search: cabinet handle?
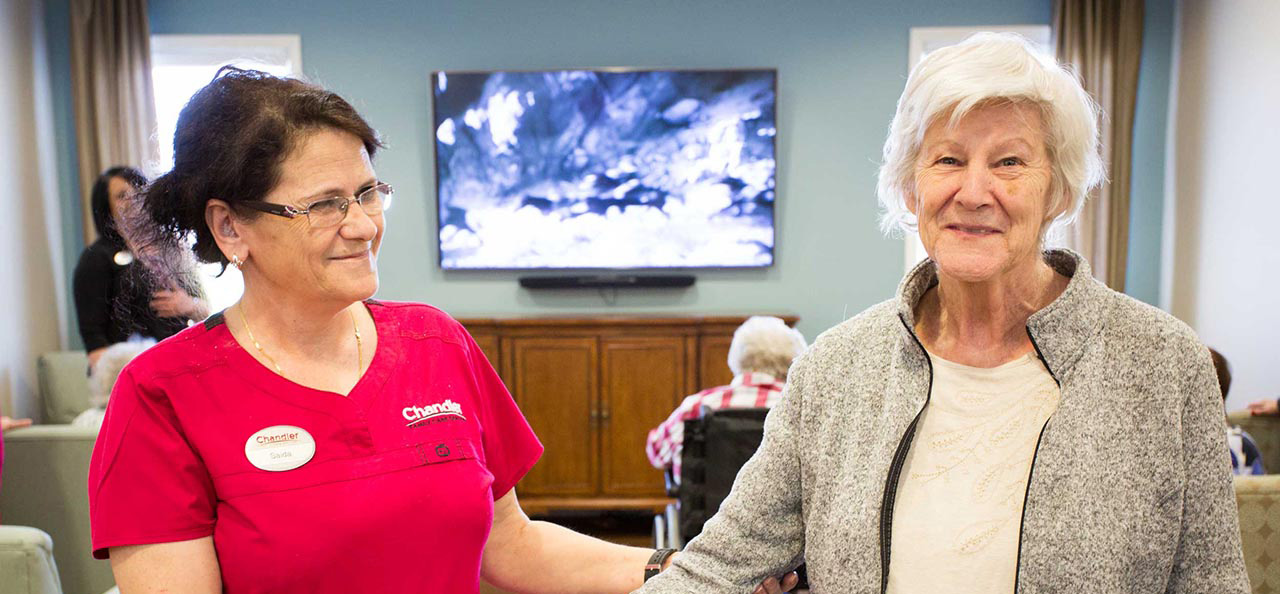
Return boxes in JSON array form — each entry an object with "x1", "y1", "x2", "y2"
[
  {"x1": 600, "y1": 403, "x2": 611, "y2": 422},
  {"x1": 589, "y1": 408, "x2": 600, "y2": 423}
]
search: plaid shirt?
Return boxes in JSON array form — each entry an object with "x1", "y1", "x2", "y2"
[{"x1": 645, "y1": 372, "x2": 785, "y2": 482}]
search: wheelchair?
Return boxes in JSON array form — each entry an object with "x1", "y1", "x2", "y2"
[{"x1": 652, "y1": 407, "x2": 807, "y2": 588}]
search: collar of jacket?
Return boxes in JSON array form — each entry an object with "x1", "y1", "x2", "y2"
[{"x1": 892, "y1": 248, "x2": 1108, "y2": 381}]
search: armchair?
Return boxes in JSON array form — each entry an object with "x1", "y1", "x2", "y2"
[
  {"x1": 0, "y1": 525, "x2": 61, "y2": 594},
  {"x1": 0, "y1": 351, "x2": 112, "y2": 594},
  {"x1": 1230, "y1": 411, "x2": 1280, "y2": 474},
  {"x1": 1235, "y1": 474, "x2": 1280, "y2": 593}
]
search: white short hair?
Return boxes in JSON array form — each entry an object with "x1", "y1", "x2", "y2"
[
  {"x1": 727, "y1": 316, "x2": 807, "y2": 380},
  {"x1": 876, "y1": 32, "x2": 1105, "y2": 237},
  {"x1": 88, "y1": 339, "x2": 155, "y2": 408}
]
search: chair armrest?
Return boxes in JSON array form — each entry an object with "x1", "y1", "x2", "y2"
[
  {"x1": 1228, "y1": 411, "x2": 1280, "y2": 474},
  {"x1": 2, "y1": 425, "x2": 98, "y2": 442},
  {"x1": 0, "y1": 525, "x2": 62, "y2": 594}
]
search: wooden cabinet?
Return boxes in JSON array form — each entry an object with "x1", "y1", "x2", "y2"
[{"x1": 458, "y1": 314, "x2": 797, "y2": 514}]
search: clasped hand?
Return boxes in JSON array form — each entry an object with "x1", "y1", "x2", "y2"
[{"x1": 753, "y1": 572, "x2": 800, "y2": 594}]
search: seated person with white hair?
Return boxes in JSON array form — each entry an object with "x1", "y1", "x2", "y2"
[
  {"x1": 645, "y1": 316, "x2": 806, "y2": 483},
  {"x1": 72, "y1": 340, "x2": 156, "y2": 430}
]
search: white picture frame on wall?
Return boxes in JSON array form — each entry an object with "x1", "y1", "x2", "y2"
[{"x1": 901, "y1": 25, "x2": 1052, "y2": 272}]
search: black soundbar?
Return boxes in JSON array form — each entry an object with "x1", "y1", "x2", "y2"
[{"x1": 519, "y1": 274, "x2": 696, "y2": 289}]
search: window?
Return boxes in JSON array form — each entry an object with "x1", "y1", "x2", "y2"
[
  {"x1": 900, "y1": 26, "x2": 1052, "y2": 272},
  {"x1": 150, "y1": 34, "x2": 302, "y2": 312}
]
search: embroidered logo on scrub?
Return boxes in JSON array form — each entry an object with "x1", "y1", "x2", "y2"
[
  {"x1": 244, "y1": 425, "x2": 316, "y2": 472},
  {"x1": 402, "y1": 399, "x2": 467, "y2": 427}
]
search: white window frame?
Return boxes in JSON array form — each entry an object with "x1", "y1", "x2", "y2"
[
  {"x1": 901, "y1": 25, "x2": 1052, "y2": 272},
  {"x1": 150, "y1": 34, "x2": 304, "y2": 176},
  {"x1": 151, "y1": 34, "x2": 302, "y2": 72}
]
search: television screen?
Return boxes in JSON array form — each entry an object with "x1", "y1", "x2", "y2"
[{"x1": 432, "y1": 68, "x2": 777, "y2": 270}]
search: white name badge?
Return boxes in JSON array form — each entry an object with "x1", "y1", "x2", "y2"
[{"x1": 244, "y1": 425, "x2": 316, "y2": 472}]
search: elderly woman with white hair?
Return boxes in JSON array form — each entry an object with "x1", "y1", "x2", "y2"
[
  {"x1": 71, "y1": 339, "x2": 156, "y2": 429},
  {"x1": 645, "y1": 316, "x2": 807, "y2": 483},
  {"x1": 638, "y1": 33, "x2": 1248, "y2": 593}
]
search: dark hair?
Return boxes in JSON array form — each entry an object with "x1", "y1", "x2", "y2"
[
  {"x1": 90, "y1": 166, "x2": 147, "y2": 242},
  {"x1": 1209, "y1": 347, "x2": 1232, "y2": 400},
  {"x1": 135, "y1": 67, "x2": 383, "y2": 272}
]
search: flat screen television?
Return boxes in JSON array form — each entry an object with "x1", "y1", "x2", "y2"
[{"x1": 432, "y1": 68, "x2": 777, "y2": 270}]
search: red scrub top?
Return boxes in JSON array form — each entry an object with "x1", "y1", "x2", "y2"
[{"x1": 88, "y1": 301, "x2": 542, "y2": 593}]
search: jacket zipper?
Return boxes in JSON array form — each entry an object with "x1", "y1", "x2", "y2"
[
  {"x1": 1013, "y1": 328, "x2": 1060, "y2": 592},
  {"x1": 879, "y1": 320, "x2": 1060, "y2": 594},
  {"x1": 880, "y1": 315, "x2": 934, "y2": 593}
]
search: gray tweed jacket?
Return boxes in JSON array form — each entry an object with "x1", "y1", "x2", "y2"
[{"x1": 639, "y1": 250, "x2": 1248, "y2": 593}]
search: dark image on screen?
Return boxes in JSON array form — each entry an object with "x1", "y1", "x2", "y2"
[{"x1": 432, "y1": 68, "x2": 777, "y2": 270}]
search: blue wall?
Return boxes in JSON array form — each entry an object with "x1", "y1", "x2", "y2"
[
  {"x1": 50, "y1": 0, "x2": 1173, "y2": 344},
  {"x1": 1126, "y1": 0, "x2": 1175, "y2": 305}
]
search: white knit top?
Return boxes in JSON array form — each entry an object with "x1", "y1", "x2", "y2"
[{"x1": 886, "y1": 351, "x2": 1060, "y2": 593}]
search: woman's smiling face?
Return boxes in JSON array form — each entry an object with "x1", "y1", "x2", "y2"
[
  {"x1": 911, "y1": 101, "x2": 1057, "y2": 283},
  {"x1": 238, "y1": 128, "x2": 385, "y2": 306}
]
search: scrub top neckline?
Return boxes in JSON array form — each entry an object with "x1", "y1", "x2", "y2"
[{"x1": 210, "y1": 300, "x2": 400, "y2": 408}]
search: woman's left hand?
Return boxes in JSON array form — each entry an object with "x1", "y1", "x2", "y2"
[
  {"x1": 1247, "y1": 398, "x2": 1280, "y2": 416},
  {"x1": 662, "y1": 552, "x2": 799, "y2": 593},
  {"x1": 752, "y1": 572, "x2": 800, "y2": 594},
  {"x1": 1, "y1": 415, "x2": 33, "y2": 432},
  {"x1": 150, "y1": 288, "x2": 202, "y2": 319}
]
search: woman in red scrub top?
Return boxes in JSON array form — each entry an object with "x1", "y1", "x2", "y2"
[{"x1": 87, "y1": 68, "x2": 796, "y2": 594}]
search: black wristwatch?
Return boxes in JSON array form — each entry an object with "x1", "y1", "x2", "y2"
[{"x1": 644, "y1": 548, "x2": 678, "y2": 582}]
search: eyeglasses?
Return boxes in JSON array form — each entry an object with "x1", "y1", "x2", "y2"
[{"x1": 238, "y1": 182, "x2": 394, "y2": 228}]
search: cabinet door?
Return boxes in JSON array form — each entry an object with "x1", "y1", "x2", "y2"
[
  {"x1": 698, "y1": 334, "x2": 735, "y2": 391},
  {"x1": 599, "y1": 336, "x2": 687, "y2": 496},
  {"x1": 503, "y1": 337, "x2": 598, "y2": 497}
]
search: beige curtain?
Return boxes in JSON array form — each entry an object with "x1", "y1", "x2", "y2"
[
  {"x1": 69, "y1": 0, "x2": 157, "y2": 244},
  {"x1": 1053, "y1": 0, "x2": 1144, "y2": 291}
]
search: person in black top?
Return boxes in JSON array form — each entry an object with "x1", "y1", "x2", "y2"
[{"x1": 73, "y1": 167, "x2": 207, "y2": 366}]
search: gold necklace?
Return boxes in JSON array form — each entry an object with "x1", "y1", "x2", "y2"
[{"x1": 239, "y1": 306, "x2": 362, "y2": 375}]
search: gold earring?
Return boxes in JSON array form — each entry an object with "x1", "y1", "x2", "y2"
[{"x1": 231, "y1": 254, "x2": 244, "y2": 269}]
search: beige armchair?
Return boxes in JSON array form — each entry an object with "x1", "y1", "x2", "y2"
[
  {"x1": 1, "y1": 426, "x2": 109, "y2": 594},
  {"x1": 0, "y1": 525, "x2": 61, "y2": 594},
  {"x1": 0, "y1": 351, "x2": 112, "y2": 594},
  {"x1": 1230, "y1": 411, "x2": 1280, "y2": 474},
  {"x1": 34, "y1": 351, "x2": 93, "y2": 424},
  {"x1": 1236, "y1": 475, "x2": 1280, "y2": 594}
]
